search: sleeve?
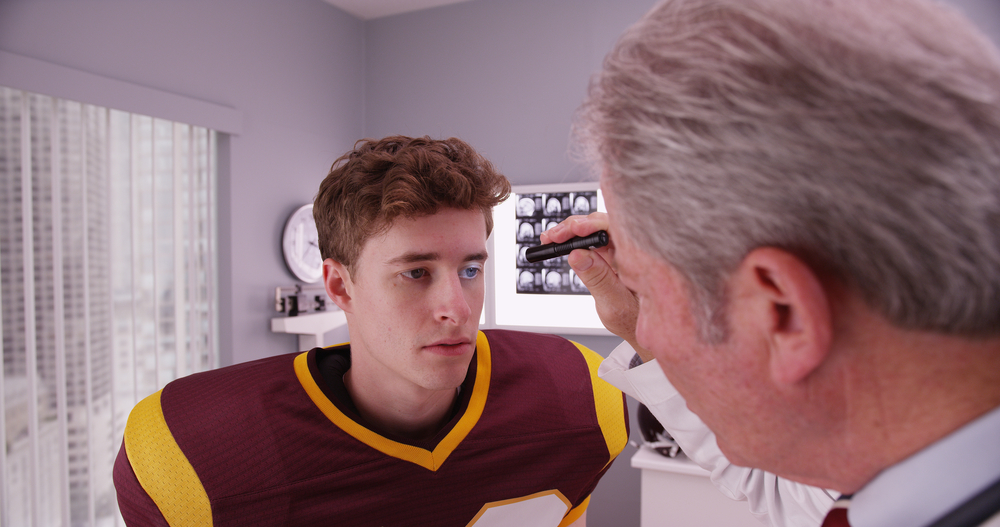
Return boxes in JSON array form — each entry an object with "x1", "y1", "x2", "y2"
[
  {"x1": 574, "y1": 342, "x2": 630, "y2": 465},
  {"x1": 114, "y1": 441, "x2": 171, "y2": 527},
  {"x1": 561, "y1": 341, "x2": 631, "y2": 526},
  {"x1": 114, "y1": 389, "x2": 213, "y2": 527},
  {"x1": 598, "y1": 341, "x2": 836, "y2": 527}
]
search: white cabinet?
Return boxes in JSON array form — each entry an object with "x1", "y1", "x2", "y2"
[{"x1": 631, "y1": 446, "x2": 762, "y2": 527}]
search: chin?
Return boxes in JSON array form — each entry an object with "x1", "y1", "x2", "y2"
[
  {"x1": 424, "y1": 363, "x2": 473, "y2": 391},
  {"x1": 422, "y1": 377, "x2": 467, "y2": 393}
]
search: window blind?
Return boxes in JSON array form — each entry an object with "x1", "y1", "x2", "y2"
[{"x1": 0, "y1": 86, "x2": 218, "y2": 527}]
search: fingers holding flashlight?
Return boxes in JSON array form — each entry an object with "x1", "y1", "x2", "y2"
[
  {"x1": 538, "y1": 212, "x2": 616, "y2": 273},
  {"x1": 539, "y1": 212, "x2": 609, "y2": 246},
  {"x1": 532, "y1": 213, "x2": 644, "y2": 353},
  {"x1": 525, "y1": 231, "x2": 609, "y2": 263}
]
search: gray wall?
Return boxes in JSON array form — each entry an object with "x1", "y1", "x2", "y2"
[{"x1": 364, "y1": 0, "x2": 656, "y2": 185}]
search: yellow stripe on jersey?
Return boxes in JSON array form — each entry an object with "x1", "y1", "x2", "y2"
[
  {"x1": 294, "y1": 331, "x2": 492, "y2": 472},
  {"x1": 560, "y1": 495, "x2": 591, "y2": 527},
  {"x1": 124, "y1": 390, "x2": 213, "y2": 526},
  {"x1": 573, "y1": 342, "x2": 629, "y2": 466}
]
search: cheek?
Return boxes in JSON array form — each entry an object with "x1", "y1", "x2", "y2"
[
  {"x1": 467, "y1": 283, "x2": 485, "y2": 314},
  {"x1": 634, "y1": 296, "x2": 669, "y2": 357},
  {"x1": 635, "y1": 286, "x2": 699, "y2": 366}
]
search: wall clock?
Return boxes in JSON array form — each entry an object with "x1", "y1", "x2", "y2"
[{"x1": 282, "y1": 203, "x2": 323, "y2": 283}]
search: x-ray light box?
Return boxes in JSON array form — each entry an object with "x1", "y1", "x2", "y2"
[{"x1": 487, "y1": 182, "x2": 611, "y2": 335}]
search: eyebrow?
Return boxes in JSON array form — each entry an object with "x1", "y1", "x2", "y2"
[{"x1": 386, "y1": 251, "x2": 488, "y2": 266}]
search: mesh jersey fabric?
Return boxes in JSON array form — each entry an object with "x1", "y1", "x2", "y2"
[{"x1": 113, "y1": 329, "x2": 629, "y2": 527}]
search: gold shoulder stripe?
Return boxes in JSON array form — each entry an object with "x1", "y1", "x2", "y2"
[
  {"x1": 124, "y1": 390, "x2": 213, "y2": 526},
  {"x1": 573, "y1": 342, "x2": 629, "y2": 466},
  {"x1": 294, "y1": 331, "x2": 492, "y2": 471}
]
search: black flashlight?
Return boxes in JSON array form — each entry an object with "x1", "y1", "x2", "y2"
[{"x1": 524, "y1": 231, "x2": 609, "y2": 263}]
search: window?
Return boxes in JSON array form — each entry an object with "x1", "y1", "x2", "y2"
[{"x1": 0, "y1": 87, "x2": 218, "y2": 526}]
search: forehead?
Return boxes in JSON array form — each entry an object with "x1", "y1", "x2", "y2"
[
  {"x1": 601, "y1": 185, "x2": 670, "y2": 293},
  {"x1": 360, "y1": 208, "x2": 488, "y2": 261}
]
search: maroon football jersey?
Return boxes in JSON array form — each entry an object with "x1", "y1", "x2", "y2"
[{"x1": 114, "y1": 330, "x2": 629, "y2": 526}]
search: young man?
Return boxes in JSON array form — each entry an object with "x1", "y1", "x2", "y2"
[
  {"x1": 546, "y1": 0, "x2": 1000, "y2": 525},
  {"x1": 113, "y1": 136, "x2": 628, "y2": 527}
]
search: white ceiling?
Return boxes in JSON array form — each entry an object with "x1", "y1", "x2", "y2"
[{"x1": 322, "y1": 0, "x2": 474, "y2": 20}]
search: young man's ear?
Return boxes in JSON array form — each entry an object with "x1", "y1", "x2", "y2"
[
  {"x1": 323, "y1": 259, "x2": 354, "y2": 313},
  {"x1": 732, "y1": 247, "x2": 833, "y2": 386}
]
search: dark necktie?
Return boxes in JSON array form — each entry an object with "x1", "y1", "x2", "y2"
[{"x1": 821, "y1": 496, "x2": 852, "y2": 527}]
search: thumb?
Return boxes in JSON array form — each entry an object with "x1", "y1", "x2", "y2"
[{"x1": 568, "y1": 249, "x2": 639, "y2": 343}]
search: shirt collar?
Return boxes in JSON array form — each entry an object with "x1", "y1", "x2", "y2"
[{"x1": 850, "y1": 404, "x2": 1000, "y2": 527}]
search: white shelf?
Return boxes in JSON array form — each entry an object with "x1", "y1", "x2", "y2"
[
  {"x1": 271, "y1": 310, "x2": 347, "y2": 349},
  {"x1": 630, "y1": 445, "x2": 710, "y2": 477}
]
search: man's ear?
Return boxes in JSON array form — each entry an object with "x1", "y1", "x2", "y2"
[
  {"x1": 323, "y1": 259, "x2": 354, "y2": 313},
  {"x1": 733, "y1": 247, "x2": 833, "y2": 386}
]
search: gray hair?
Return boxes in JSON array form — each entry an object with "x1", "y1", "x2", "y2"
[{"x1": 576, "y1": 0, "x2": 1000, "y2": 341}]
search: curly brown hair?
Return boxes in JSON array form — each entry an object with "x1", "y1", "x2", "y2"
[{"x1": 314, "y1": 136, "x2": 511, "y2": 275}]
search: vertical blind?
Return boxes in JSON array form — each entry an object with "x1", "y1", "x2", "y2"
[{"x1": 0, "y1": 86, "x2": 219, "y2": 527}]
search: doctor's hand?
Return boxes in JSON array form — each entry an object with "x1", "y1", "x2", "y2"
[{"x1": 541, "y1": 213, "x2": 652, "y2": 362}]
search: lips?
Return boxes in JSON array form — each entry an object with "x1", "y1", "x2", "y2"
[{"x1": 423, "y1": 338, "x2": 474, "y2": 356}]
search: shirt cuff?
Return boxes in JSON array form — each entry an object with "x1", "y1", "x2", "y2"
[{"x1": 598, "y1": 341, "x2": 680, "y2": 406}]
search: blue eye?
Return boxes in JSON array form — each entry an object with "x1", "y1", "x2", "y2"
[
  {"x1": 402, "y1": 269, "x2": 427, "y2": 280},
  {"x1": 461, "y1": 265, "x2": 482, "y2": 279}
]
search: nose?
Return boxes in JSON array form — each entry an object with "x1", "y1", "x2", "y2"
[{"x1": 434, "y1": 274, "x2": 472, "y2": 324}]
